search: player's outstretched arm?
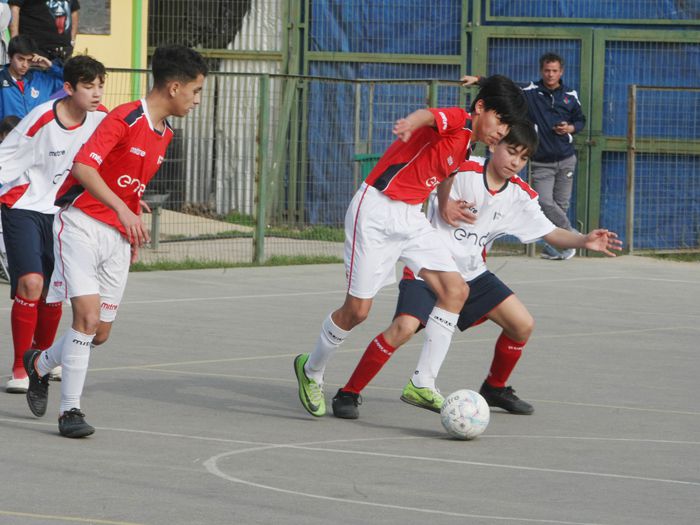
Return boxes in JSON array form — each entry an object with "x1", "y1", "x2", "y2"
[
  {"x1": 72, "y1": 162, "x2": 150, "y2": 247},
  {"x1": 392, "y1": 109, "x2": 435, "y2": 142},
  {"x1": 544, "y1": 228, "x2": 623, "y2": 257}
]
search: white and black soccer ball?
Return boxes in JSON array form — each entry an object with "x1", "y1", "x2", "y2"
[{"x1": 440, "y1": 389, "x2": 490, "y2": 440}]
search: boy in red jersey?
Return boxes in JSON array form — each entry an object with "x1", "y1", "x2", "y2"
[
  {"x1": 22, "y1": 45, "x2": 208, "y2": 438},
  {"x1": 0, "y1": 55, "x2": 107, "y2": 394},
  {"x1": 332, "y1": 122, "x2": 622, "y2": 419},
  {"x1": 294, "y1": 75, "x2": 529, "y2": 417}
]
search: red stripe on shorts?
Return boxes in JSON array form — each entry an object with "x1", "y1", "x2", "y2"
[{"x1": 346, "y1": 185, "x2": 371, "y2": 294}]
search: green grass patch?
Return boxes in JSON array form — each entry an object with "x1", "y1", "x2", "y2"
[
  {"x1": 130, "y1": 255, "x2": 342, "y2": 272},
  {"x1": 646, "y1": 252, "x2": 700, "y2": 263}
]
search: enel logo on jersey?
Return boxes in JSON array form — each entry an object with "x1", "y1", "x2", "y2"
[{"x1": 117, "y1": 175, "x2": 146, "y2": 197}]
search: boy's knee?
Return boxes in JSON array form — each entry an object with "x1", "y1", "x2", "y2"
[
  {"x1": 386, "y1": 316, "x2": 420, "y2": 347},
  {"x1": 17, "y1": 274, "x2": 44, "y2": 299}
]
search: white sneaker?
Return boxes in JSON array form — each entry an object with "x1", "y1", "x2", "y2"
[
  {"x1": 560, "y1": 248, "x2": 576, "y2": 260},
  {"x1": 6, "y1": 375, "x2": 29, "y2": 393},
  {"x1": 49, "y1": 366, "x2": 62, "y2": 381}
]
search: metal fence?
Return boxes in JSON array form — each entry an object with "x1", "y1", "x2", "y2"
[{"x1": 132, "y1": 0, "x2": 700, "y2": 266}]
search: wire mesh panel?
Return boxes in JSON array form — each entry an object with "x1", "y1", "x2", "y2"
[
  {"x1": 487, "y1": 0, "x2": 700, "y2": 21},
  {"x1": 601, "y1": 87, "x2": 700, "y2": 252},
  {"x1": 147, "y1": 0, "x2": 280, "y2": 51},
  {"x1": 602, "y1": 41, "x2": 700, "y2": 136},
  {"x1": 309, "y1": 0, "x2": 464, "y2": 54}
]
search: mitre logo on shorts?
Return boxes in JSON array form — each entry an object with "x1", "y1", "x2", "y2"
[
  {"x1": 53, "y1": 280, "x2": 64, "y2": 288},
  {"x1": 89, "y1": 152, "x2": 103, "y2": 165},
  {"x1": 129, "y1": 146, "x2": 146, "y2": 157},
  {"x1": 117, "y1": 174, "x2": 146, "y2": 197},
  {"x1": 101, "y1": 302, "x2": 118, "y2": 311}
]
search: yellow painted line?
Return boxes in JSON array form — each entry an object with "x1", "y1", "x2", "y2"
[{"x1": 0, "y1": 510, "x2": 143, "y2": 525}]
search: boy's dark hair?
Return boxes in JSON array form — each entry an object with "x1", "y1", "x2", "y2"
[
  {"x1": 502, "y1": 119, "x2": 539, "y2": 156},
  {"x1": 539, "y1": 52, "x2": 564, "y2": 69},
  {"x1": 151, "y1": 45, "x2": 208, "y2": 88},
  {"x1": 8, "y1": 35, "x2": 39, "y2": 57},
  {"x1": 471, "y1": 74, "x2": 528, "y2": 126},
  {"x1": 0, "y1": 115, "x2": 21, "y2": 141},
  {"x1": 63, "y1": 55, "x2": 106, "y2": 89}
]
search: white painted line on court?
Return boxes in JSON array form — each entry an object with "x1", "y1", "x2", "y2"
[{"x1": 203, "y1": 448, "x2": 609, "y2": 525}]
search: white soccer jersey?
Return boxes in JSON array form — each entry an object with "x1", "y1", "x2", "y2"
[
  {"x1": 427, "y1": 156, "x2": 556, "y2": 281},
  {"x1": 0, "y1": 99, "x2": 107, "y2": 214}
]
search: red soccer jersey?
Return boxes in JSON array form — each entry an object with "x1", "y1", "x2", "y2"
[
  {"x1": 56, "y1": 99, "x2": 173, "y2": 235},
  {"x1": 364, "y1": 107, "x2": 473, "y2": 204}
]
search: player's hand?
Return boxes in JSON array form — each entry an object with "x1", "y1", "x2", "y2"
[
  {"x1": 130, "y1": 244, "x2": 139, "y2": 264},
  {"x1": 30, "y1": 54, "x2": 52, "y2": 69},
  {"x1": 460, "y1": 75, "x2": 480, "y2": 87},
  {"x1": 441, "y1": 198, "x2": 478, "y2": 226},
  {"x1": 118, "y1": 207, "x2": 150, "y2": 247},
  {"x1": 583, "y1": 229, "x2": 623, "y2": 256},
  {"x1": 139, "y1": 199, "x2": 152, "y2": 214},
  {"x1": 392, "y1": 118, "x2": 415, "y2": 142},
  {"x1": 553, "y1": 122, "x2": 573, "y2": 135}
]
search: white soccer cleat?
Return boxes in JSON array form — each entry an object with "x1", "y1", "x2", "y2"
[{"x1": 6, "y1": 375, "x2": 29, "y2": 393}]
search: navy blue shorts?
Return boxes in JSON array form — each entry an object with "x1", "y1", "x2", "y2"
[
  {"x1": 1, "y1": 206, "x2": 56, "y2": 299},
  {"x1": 394, "y1": 271, "x2": 514, "y2": 332}
]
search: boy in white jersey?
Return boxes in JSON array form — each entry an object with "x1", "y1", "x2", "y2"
[
  {"x1": 332, "y1": 121, "x2": 622, "y2": 418},
  {"x1": 0, "y1": 55, "x2": 106, "y2": 394},
  {"x1": 22, "y1": 45, "x2": 208, "y2": 438}
]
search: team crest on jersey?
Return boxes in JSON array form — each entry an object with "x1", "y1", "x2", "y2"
[
  {"x1": 157, "y1": 155, "x2": 165, "y2": 165},
  {"x1": 447, "y1": 155, "x2": 454, "y2": 166},
  {"x1": 563, "y1": 96, "x2": 570, "y2": 104},
  {"x1": 1, "y1": 80, "x2": 9, "y2": 87},
  {"x1": 30, "y1": 87, "x2": 40, "y2": 99}
]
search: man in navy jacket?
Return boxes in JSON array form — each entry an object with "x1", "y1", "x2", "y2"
[
  {"x1": 462, "y1": 54, "x2": 587, "y2": 260},
  {"x1": 0, "y1": 35, "x2": 63, "y2": 120}
]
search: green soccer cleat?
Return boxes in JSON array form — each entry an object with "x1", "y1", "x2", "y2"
[
  {"x1": 294, "y1": 354, "x2": 326, "y2": 417},
  {"x1": 400, "y1": 380, "x2": 444, "y2": 413}
]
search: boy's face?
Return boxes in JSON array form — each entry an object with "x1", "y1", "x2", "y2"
[
  {"x1": 488, "y1": 141, "x2": 531, "y2": 181},
  {"x1": 169, "y1": 74, "x2": 205, "y2": 117},
  {"x1": 9, "y1": 53, "x2": 34, "y2": 79},
  {"x1": 472, "y1": 100, "x2": 510, "y2": 146},
  {"x1": 65, "y1": 77, "x2": 105, "y2": 112}
]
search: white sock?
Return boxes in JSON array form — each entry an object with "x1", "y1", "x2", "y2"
[
  {"x1": 306, "y1": 314, "x2": 351, "y2": 383},
  {"x1": 36, "y1": 332, "x2": 67, "y2": 377},
  {"x1": 411, "y1": 307, "x2": 458, "y2": 390},
  {"x1": 59, "y1": 329, "x2": 95, "y2": 413}
]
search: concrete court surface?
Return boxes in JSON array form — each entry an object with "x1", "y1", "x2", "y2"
[{"x1": 0, "y1": 255, "x2": 698, "y2": 525}]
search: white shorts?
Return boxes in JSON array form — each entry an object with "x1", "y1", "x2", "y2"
[
  {"x1": 47, "y1": 207, "x2": 130, "y2": 322},
  {"x1": 344, "y1": 183, "x2": 458, "y2": 299}
]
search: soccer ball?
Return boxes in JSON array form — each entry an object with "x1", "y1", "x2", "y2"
[{"x1": 440, "y1": 389, "x2": 490, "y2": 440}]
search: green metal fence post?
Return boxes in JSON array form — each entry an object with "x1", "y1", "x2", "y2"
[
  {"x1": 255, "y1": 75, "x2": 270, "y2": 264},
  {"x1": 131, "y1": 0, "x2": 143, "y2": 99}
]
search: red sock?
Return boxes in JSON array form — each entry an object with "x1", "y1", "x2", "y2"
[
  {"x1": 10, "y1": 295, "x2": 39, "y2": 377},
  {"x1": 33, "y1": 300, "x2": 63, "y2": 350},
  {"x1": 343, "y1": 333, "x2": 396, "y2": 394},
  {"x1": 486, "y1": 333, "x2": 526, "y2": 388}
]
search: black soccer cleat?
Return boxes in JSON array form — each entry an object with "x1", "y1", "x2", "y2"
[
  {"x1": 23, "y1": 349, "x2": 49, "y2": 417},
  {"x1": 479, "y1": 381, "x2": 534, "y2": 415},
  {"x1": 58, "y1": 408, "x2": 95, "y2": 438},
  {"x1": 332, "y1": 389, "x2": 362, "y2": 419}
]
